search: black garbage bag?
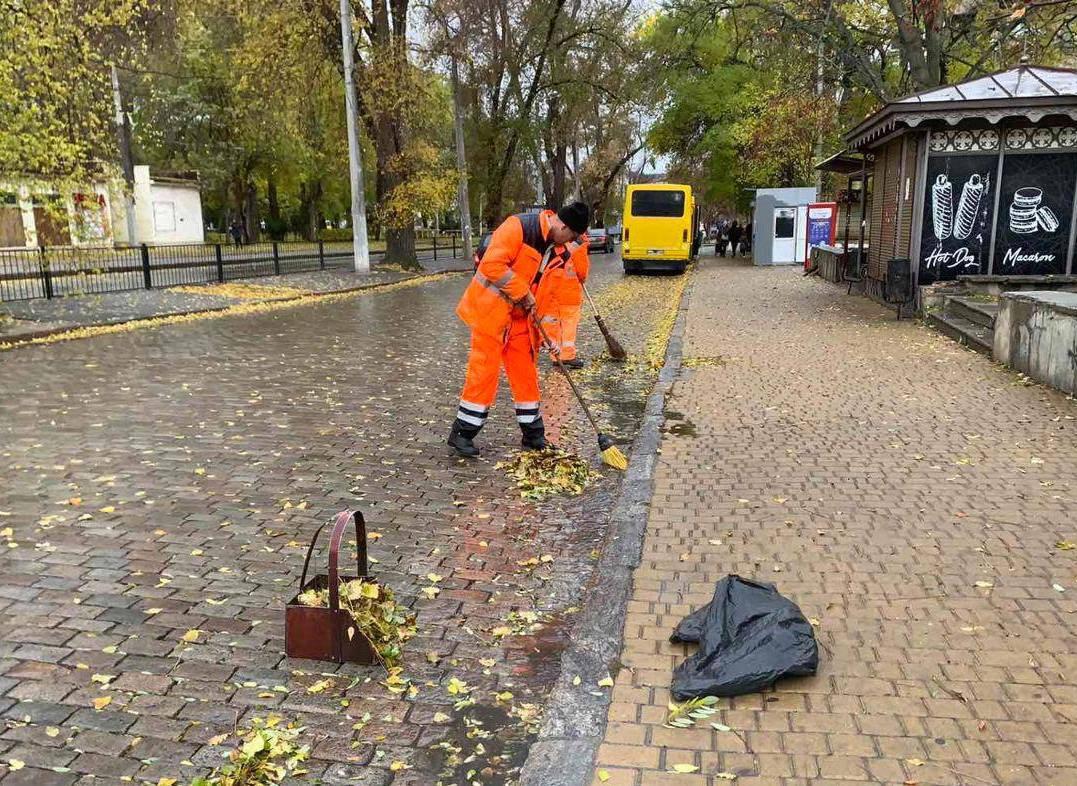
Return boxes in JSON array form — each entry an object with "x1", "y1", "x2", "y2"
[{"x1": 670, "y1": 575, "x2": 818, "y2": 699}]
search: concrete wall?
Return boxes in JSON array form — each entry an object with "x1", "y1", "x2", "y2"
[
  {"x1": 148, "y1": 182, "x2": 204, "y2": 244},
  {"x1": 994, "y1": 290, "x2": 1077, "y2": 395},
  {"x1": 132, "y1": 166, "x2": 204, "y2": 245}
]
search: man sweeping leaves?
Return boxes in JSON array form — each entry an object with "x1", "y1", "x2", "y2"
[{"x1": 449, "y1": 202, "x2": 590, "y2": 458}]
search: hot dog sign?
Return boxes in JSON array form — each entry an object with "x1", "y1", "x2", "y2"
[{"x1": 920, "y1": 158, "x2": 996, "y2": 283}]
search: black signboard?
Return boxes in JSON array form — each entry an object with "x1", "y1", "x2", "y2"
[
  {"x1": 918, "y1": 154, "x2": 998, "y2": 285},
  {"x1": 992, "y1": 152, "x2": 1077, "y2": 275}
]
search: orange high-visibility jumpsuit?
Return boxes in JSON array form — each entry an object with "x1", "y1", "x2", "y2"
[
  {"x1": 454, "y1": 210, "x2": 572, "y2": 435},
  {"x1": 535, "y1": 242, "x2": 589, "y2": 361}
]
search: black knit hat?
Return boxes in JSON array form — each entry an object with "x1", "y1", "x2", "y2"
[{"x1": 557, "y1": 201, "x2": 590, "y2": 235}]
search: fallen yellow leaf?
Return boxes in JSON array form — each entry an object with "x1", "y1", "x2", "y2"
[
  {"x1": 7, "y1": 759, "x2": 24, "y2": 771},
  {"x1": 670, "y1": 763, "x2": 699, "y2": 773},
  {"x1": 598, "y1": 769, "x2": 611, "y2": 782},
  {"x1": 92, "y1": 696, "x2": 112, "y2": 710},
  {"x1": 181, "y1": 629, "x2": 200, "y2": 643}
]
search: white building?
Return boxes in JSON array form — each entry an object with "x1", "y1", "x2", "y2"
[{"x1": 125, "y1": 166, "x2": 205, "y2": 245}]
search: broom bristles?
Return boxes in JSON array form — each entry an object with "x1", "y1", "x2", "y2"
[
  {"x1": 595, "y1": 316, "x2": 628, "y2": 361},
  {"x1": 601, "y1": 444, "x2": 629, "y2": 471}
]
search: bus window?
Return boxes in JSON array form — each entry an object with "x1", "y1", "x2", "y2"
[{"x1": 630, "y1": 190, "x2": 685, "y2": 217}]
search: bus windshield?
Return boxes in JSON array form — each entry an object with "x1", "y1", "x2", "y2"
[{"x1": 630, "y1": 190, "x2": 685, "y2": 217}]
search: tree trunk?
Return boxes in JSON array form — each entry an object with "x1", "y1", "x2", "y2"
[
  {"x1": 300, "y1": 180, "x2": 322, "y2": 240},
  {"x1": 367, "y1": 0, "x2": 417, "y2": 267},
  {"x1": 374, "y1": 116, "x2": 419, "y2": 269},
  {"x1": 245, "y1": 182, "x2": 259, "y2": 243},
  {"x1": 267, "y1": 177, "x2": 282, "y2": 239},
  {"x1": 230, "y1": 175, "x2": 248, "y2": 243},
  {"x1": 551, "y1": 141, "x2": 567, "y2": 208},
  {"x1": 886, "y1": 0, "x2": 935, "y2": 89},
  {"x1": 386, "y1": 227, "x2": 416, "y2": 268}
]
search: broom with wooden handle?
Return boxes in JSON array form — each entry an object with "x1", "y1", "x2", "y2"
[
  {"x1": 531, "y1": 313, "x2": 628, "y2": 471},
  {"x1": 582, "y1": 282, "x2": 627, "y2": 362}
]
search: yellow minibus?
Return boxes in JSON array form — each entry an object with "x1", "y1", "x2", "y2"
[{"x1": 621, "y1": 183, "x2": 700, "y2": 274}]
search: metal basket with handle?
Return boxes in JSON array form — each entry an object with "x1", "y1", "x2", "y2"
[{"x1": 284, "y1": 509, "x2": 377, "y2": 664}]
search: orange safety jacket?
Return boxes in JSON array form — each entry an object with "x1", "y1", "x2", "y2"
[
  {"x1": 457, "y1": 210, "x2": 580, "y2": 337},
  {"x1": 535, "y1": 239, "x2": 589, "y2": 313}
]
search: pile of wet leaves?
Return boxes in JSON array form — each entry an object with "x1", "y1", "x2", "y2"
[
  {"x1": 497, "y1": 448, "x2": 596, "y2": 499},
  {"x1": 190, "y1": 716, "x2": 309, "y2": 786},
  {"x1": 173, "y1": 282, "x2": 310, "y2": 300},
  {"x1": 297, "y1": 578, "x2": 416, "y2": 667}
]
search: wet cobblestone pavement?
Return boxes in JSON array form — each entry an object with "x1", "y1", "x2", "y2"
[{"x1": 0, "y1": 251, "x2": 688, "y2": 785}]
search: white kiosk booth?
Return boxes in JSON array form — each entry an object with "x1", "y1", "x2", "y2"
[{"x1": 751, "y1": 187, "x2": 817, "y2": 265}]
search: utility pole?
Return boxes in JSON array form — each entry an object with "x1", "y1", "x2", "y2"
[
  {"x1": 450, "y1": 53, "x2": 472, "y2": 261},
  {"x1": 339, "y1": 0, "x2": 370, "y2": 273},
  {"x1": 110, "y1": 65, "x2": 137, "y2": 245}
]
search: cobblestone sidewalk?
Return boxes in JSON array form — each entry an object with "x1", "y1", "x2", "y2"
[{"x1": 594, "y1": 259, "x2": 1077, "y2": 786}]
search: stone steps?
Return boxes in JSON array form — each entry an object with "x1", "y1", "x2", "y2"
[
  {"x1": 926, "y1": 294, "x2": 998, "y2": 356},
  {"x1": 947, "y1": 296, "x2": 998, "y2": 329}
]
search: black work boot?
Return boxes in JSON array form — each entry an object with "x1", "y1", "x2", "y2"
[
  {"x1": 448, "y1": 421, "x2": 481, "y2": 458},
  {"x1": 520, "y1": 418, "x2": 551, "y2": 451},
  {"x1": 563, "y1": 357, "x2": 585, "y2": 370}
]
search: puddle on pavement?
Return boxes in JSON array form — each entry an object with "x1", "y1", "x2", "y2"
[
  {"x1": 429, "y1": 701, "x2": 536, "y2": 786},
  {"x1": 666, "y1": 420, "x2": 698, "y2": 437},
  {"x1": 517, "y1": 612, "x2": 572, "y2": 685}
]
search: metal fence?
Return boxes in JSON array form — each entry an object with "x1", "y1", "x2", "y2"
[{"x1": 0, "y1": 234, "x2": 467, "y2": 302}]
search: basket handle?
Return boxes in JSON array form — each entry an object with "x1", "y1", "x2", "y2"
[
  {"x1": 298, "y1": 510, "x2": 368, "y2": 611},
  {"x1": 327, "y1": 510, "x2": 368, "y2": 611}
]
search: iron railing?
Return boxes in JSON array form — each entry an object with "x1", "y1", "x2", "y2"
[{"x1": 0, "y1": 233, "x2": 467, "y2": 302}]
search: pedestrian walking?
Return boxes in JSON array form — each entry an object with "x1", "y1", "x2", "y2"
[
  {"x1": 714, "y1": 218, "x2": 728, "y2": 257},
  {"x1": 743, "y1": 220, "x2": 753, "y2": 256},
  {"x1": 229, "y1": 218, "x2": 244, "y2": 247},
  {"x1": 448, "y1": 202, "x2": 590, "y2": 458},
  {"x1": 728, "y1": 220, "x2": 742, "y2": 257}
]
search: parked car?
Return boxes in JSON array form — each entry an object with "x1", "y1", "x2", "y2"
[
  {"x1": 473, "y1": 232, "x2": 492, "y2": 268},
  {"x1": 586, "y1": 227, "x2": 613, "y2": 254}
]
